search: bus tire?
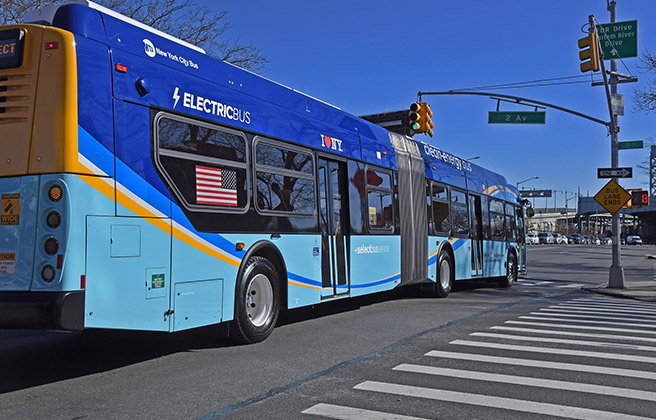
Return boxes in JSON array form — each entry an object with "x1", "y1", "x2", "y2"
[
  {"x1": 233, "y1": 256, "x2": 280, "y2": 344},
  {"x1": 499, "y1": 252, "x2": 517, "y2": 288},
  {"x1": 434, "y1": 251, "x2": 453, "y2": 298}
]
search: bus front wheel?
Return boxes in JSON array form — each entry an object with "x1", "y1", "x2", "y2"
[
  {"x1": 233, "y1": 256, "x2": 280, "y2": 344},
  {"x1": 422, "y1": 251, "x2": 453, "y2": 298}
]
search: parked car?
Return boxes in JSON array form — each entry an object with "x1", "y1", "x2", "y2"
[
  {"x1": 600, "y1": 237, "x2": 612, "y2": 245},
  {"x1": 571, "y1": 234, "x2": 583, "y2": 244},
  {"x1": 537, "y1": 232, "x2": 554, "y2": 244},
  {"x1": 627, "y1": 235, "x2": 643, "y2": 245},
  {"x1": 553, "y1": 233, "x2": 563, "y2": 244},
  {"x1": 566, "y1": 235, "x2": 574, "y2": 244},
  {"x1": 591, "y1": 237, "x2": 601, "y2": 245},
  {"x1": 526, "y1": 233, "x2": 539, "y2": 245}
]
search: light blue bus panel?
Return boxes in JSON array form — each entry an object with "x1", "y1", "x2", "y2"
[
  {"x1": 85, "y1": 216, "x2": 171, "y2": 331},
  {"x1": 483, "y1": 240, "x2": 507, "y2": 278},
  {"x1": 449, "y1": 238, "x2": 472, "y2": 281},
  {"x1": 349, "y1": 236, "x2": 401, "y2": 297},
  {"x1": 173, "y1": 279, "x2": 222, "y2": 332}
]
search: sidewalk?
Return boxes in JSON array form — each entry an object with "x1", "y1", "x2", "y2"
[{"x1": 584, "y1": 280, "x2": 656, "y2": 302}]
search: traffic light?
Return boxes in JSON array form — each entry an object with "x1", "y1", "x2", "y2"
[
  {"x1": 631, "y1": 190, "x2": 649, "y2": 207},
  {"x1": 578, "y1": 32, "x2": 600, "y2": 72},
  {"x1": 421, "y1": 103, "x2": 434, "y2": 137},
  {"x1": 409, "y1": 102, "x2": 424, "y2": 136},
  {"x1": 408, "y1": 102, "x2": 434, "y2": 137}
]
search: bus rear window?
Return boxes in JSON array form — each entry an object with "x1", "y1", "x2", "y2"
[{"x1": 0, "y1": 29, "x2": 25, "y2": 70}]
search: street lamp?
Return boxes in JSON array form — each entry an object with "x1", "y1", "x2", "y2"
[
  {"x1": 516, "y1": 176, "x2": 539, "y2": 189},
  {"x1": 516, "y1": 176, "x2": 539, "y2": 207}
]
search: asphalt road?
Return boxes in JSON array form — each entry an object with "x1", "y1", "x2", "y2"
[{"x1": 1, "y1": 244, "x2": 654, "y2": 419}]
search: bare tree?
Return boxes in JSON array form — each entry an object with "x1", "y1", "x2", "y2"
[
  {"x1": 0, "y1": 0, "x2": 267, "y2": 72},
  {"x1": 634, "y1": 50, "x2": 656, "y2": 114}
]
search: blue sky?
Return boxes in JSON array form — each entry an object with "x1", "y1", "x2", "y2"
[{"x1": 208, "y1": 0, "x2": 656, "y2": 209}]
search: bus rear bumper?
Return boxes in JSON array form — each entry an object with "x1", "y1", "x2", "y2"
[{"x1": 0, "y1": 291, "x2": 84, "y2": 331}]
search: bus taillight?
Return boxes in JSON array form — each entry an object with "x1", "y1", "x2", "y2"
[
  {"x1": 46, "y1": 210, "x2": 61, "y2": 228},
  {"x1": 48, "y1": 184, "x2": 62, "y2": 202},
  {"x1": 44, "y1": 237, "x2": 59, "y2": 255},
  {"x1": 41, "y1": 264, "x2": 56, "y2": 283}
]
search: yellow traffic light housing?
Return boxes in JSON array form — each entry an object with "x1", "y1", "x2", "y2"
[
  {"x1": 409, "y1": 102, "x2": 424, "y2": 136},
  {"x1": 421, "y1": 103, "x2": 434, "y2": 137},
  {"x1": 409, "y1": 102, "x2": 434, "y2": 137},
  {"x1": 578, "y1": 32, "x2": 600, "y2": 72}
]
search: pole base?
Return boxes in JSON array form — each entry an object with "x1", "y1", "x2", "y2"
[{"x1": 608, "y1": 266, "x2": 625, "y2": 289}]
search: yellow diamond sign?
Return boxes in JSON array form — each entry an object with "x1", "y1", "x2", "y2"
[{"x1": 594, "y1": 179, "x2": 631, "y2": 215}]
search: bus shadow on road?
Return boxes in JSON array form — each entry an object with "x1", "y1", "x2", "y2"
[{"x1": 0, "y1": 280, "x2": 503, "y2": 395}]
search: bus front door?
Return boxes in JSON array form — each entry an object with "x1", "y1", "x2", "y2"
[
  {"x1": 469, "y1": 195, "x2": 483, "y2": 277},
  {"x1": 318, "y1": 158, "x2": 349, "y2": 297}
]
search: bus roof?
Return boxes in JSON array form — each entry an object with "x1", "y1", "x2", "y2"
[{"x1": 26, "y1": 1, "x2": 518, "y2": 203}]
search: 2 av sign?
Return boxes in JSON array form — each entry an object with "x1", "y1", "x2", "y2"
[{"x1": 488, "y1": 111, "x2": 546, "y2": 124}]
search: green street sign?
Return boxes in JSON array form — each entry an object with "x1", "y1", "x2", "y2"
[
  {"x1": 618, "y1": 140, "x2": 643, "y2": 150},
  {"x1": 596, "y1": 20, "x2": 637, "y2": 59},
  {"x1": 488, "y1": 111, "x2": 546, "y2": 124}
]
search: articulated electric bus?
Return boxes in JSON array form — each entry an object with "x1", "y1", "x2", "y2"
[{"x1": 0, "y1": 1, "x2": 525, "y2": 343}]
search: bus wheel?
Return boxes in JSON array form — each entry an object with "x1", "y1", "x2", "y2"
[
  {"x1": 499, "y1": 253, "x2": 517, "y2": 288},
  {"x1": 233, "y1": 256, "x2": 280, "y2": 344},
  {"x1": 434, "y1": 251, "x2": 453, "y2": 298}
]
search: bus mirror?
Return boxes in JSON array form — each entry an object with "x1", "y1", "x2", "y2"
[{"x1": 526, "y1": 208, "x2": 535, "y2": 218}]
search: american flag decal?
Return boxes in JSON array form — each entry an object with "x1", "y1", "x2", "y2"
[{"x1": 195, "y1": 165, "x2": 238, "y2": 206}]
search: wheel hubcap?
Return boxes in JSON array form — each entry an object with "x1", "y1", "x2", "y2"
[
  {"x1": 439, "y1": 259, "x2": 451, "y2": 290},
  {"x1": 246, "y1": 274, "x2": 274, "y2": 327}
]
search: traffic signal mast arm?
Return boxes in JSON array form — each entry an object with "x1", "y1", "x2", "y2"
[{"x1": 417, "y1": 91, "x2": 610, "y2": 129}]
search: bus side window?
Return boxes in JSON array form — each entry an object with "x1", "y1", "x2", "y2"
[
  {"x1": 451, "y1": 189, "x2": 469, "y2": 237},
  {"x1": 431, "y1": 182, "x2": 450, "y2": 236},
  {"x1": 366, "y1": 166, "x2": 393, "y2": 232},
  {"x1": 253, "y1": 138, "x2": 316, "y2": 215},
  {"x1": 489, "y1": 199, "x2": 505, "y2": 239}
]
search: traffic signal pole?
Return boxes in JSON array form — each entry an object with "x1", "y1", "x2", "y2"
[{"x1": 587, "y1": 5, "x2": 624, "y2": 288}]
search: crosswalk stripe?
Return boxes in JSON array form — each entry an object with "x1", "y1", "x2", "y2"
[
  {"x1": 393, "y1": 364, "x2": 656, "y2": 402},
  {"x1": 302, "y1": 403, "x2": 429, "y2": 420},
  {"x1": 354, "y1": 381, "x2": 653, "y2": 420},
  {"x1": 425, "y1": 350, "x2": 656, "y2": 380},
  {"x1": 471, "y1": 332, "x2": 656, "y2": 352},
  {"x1": 554, "y1": 283, "x2": 585, "y2": 288},
  {"x1": 450, "y1": 339, "x2": 656, "y2": 364},
  {"x1": 505, "y1": 320, "x2": 656, "y2": 335},
  {"x1": 572, "y1": 298, "x2": 656, "y2": 309},
  {"x1": 491, "y1": 325, "x2": 656, "y2": 344},
  {"x1": 540, "y1": 307, "x2": 656, "y2": 319},
  {"x1": 520, "y1": 315, "x2": 656, "y2": 328},
  {"x1": 553, "y1": 304, "x2": 656, "y2": 314},
  {"x1": 531, "y1": 311, "x2": 656, "y2": 323}
]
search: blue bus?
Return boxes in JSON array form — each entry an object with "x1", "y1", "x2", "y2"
[{"x1": 0, "y1": 2, "x2": 526, "y2": 343}]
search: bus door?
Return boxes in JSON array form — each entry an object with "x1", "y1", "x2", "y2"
[
  {"x1": 318, "y1": 158, "x2": 349, "y2": 297},
  {"x1": 469, "y1": 194, "x2": 483, "y2": 277},
  {"x1": 517, "y1": 207, "x2": 527, "y2": 273}
]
